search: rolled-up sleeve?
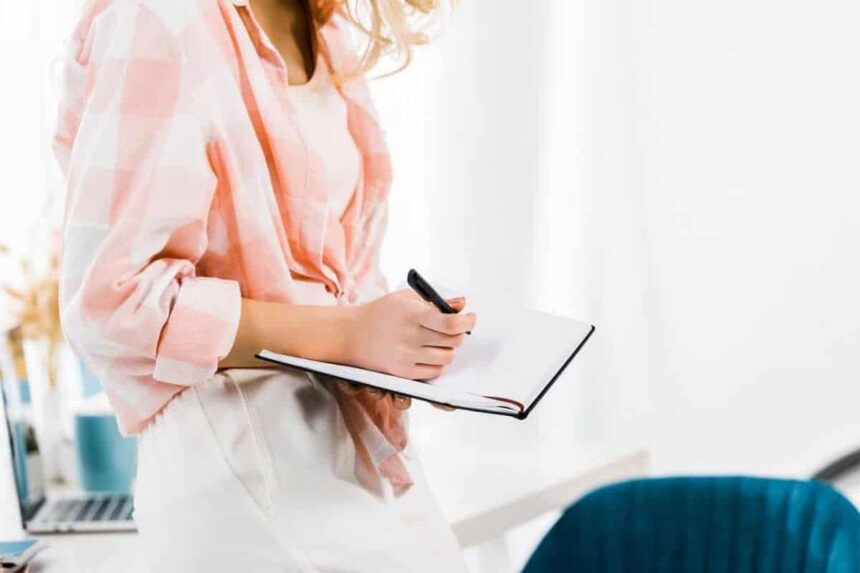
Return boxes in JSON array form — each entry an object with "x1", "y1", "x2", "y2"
[{"x1": 58, "y1": 2, "x2": 240, "y2": 391}]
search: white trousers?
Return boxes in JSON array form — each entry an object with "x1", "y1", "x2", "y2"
[{"x1": 134, "y1": 368, "x2": 466, "y2": 572}]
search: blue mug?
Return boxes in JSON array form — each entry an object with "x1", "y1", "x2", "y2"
[{"x1": 74, "y1": 414, "x2": 137, "y2": 493}]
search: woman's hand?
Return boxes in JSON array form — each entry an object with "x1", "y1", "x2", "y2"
[
  {"x1": 344, "y1": 289, "x2": 476, "y2": 380},
  {"x1": 333, "y1": 383, "x2": 456, "y2": 412},
  {"x1": 220, "y1": 289, "x2": 473, "y2": 412}
]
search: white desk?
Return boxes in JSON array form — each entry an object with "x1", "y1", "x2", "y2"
[
  {"x1": 411, "y1": 405, "x2": 649, "y2": 570},
  {"x1": 24, "y1": 405, "x2": 649, "y2": 572}
]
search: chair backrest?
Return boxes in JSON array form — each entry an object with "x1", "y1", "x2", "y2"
[{"x1": 523, "y1": 477, "x2": 860, "y2": 573}]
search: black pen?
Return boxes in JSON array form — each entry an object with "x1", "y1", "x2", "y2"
[{"x1": 407, "y1": 269, "x2": 471, "y2": 335}]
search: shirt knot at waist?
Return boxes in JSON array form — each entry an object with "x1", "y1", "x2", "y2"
[{"x1": 333, "y1": 278, "x2": 357, "y2": 305}]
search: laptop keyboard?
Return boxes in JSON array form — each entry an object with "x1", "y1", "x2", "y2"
[{"x1": 45, "y1": 495, "x2": 134, "y2": 523}]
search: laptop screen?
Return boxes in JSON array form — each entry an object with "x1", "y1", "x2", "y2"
[{"x1": 0, "y1": 327, "x2": 46, "y2": 522}]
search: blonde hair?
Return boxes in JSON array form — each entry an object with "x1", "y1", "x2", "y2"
[{"x1": 314, "y1": 0, "x2": 454, "y2": 77}]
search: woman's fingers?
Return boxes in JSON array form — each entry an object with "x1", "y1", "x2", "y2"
[
  {"x1": 336, "y1": 380, "x2": 361, "y2": 395},
  {"x1": 391, "y1": 393, "x2": 452, "y2": 412},
  {"x1": 411, "y1": 363, "x2": 445, "y2": 380},
  {"x1": 432, "y1": 403, "x2": 456, "y2": 412},
  {"x1": 341, "y1": 292, "x2": 474, "y2": 409},
  {"x1": 418, "y1": 308, "x2": 476, "y2": 336},
  {"x1": 417, "y1": 328, "x2": 465, "y2": 349},
  {"x1": 414, "y1": 346, "x2": 455, "y2": 367},
  {"x1": 342, "y1": 384, "x2": 449, "y2": 413}
]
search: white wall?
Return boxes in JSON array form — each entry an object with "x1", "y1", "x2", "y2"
[{"x1": 623, "y1": 0, "x2": 860, "y2": 473}]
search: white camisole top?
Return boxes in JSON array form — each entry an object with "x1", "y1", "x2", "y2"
[{"x1": 286, "y1": 53, "x2": 363, "y2": 305}]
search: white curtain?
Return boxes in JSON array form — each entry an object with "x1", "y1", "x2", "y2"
[
  {"x1": 374, "y1": 0, "x2": 860, "y2": 477},
  {"x1": 372, "y1": 0, "x2": 661, "y2": 447},
  {"x1": 0, "y1": 0, "x2": 73, "y2": 251}
]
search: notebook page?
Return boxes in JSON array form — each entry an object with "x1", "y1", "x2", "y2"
[
  {"x1": 257, "y1": 295, "x2": 592, "y2": 413},
  {"x1": 427, "y1": 305, "x2": 592, "y2": 407},
  {"x1": 256, "y1": 350, "x2": 520, "y2": 413}
]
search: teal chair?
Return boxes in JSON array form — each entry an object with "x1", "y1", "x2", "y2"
[{"x1": 523, "y1": 477, "x2": 860, "y2": 573}]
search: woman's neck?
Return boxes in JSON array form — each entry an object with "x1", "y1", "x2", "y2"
[{"x1": 249, "y1": 0, "x2": 317, "y2": 84}]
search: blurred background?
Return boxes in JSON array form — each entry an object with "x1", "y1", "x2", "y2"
[
  {"x1": 376, "y1": 0, "x2": 860, "y2": 477},
  {"x1": 2, "y1": 0, "x2": 860, "y2": 570}
]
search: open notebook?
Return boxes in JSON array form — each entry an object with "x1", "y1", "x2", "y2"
[{"x1": 256, "y1": 301, "x2": 595, "y2": 419}]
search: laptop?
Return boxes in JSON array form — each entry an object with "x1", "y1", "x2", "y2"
[{"x1": 0, "y1": 327, "x2": 136, "y2": 533}]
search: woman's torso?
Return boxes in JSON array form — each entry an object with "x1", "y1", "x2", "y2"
[
  {"x1": 54, "y1": 0, "x2": 393, "y2": 434},
  {"x1": 280, "y1": 49, "x2": 363, "y2": 305},
  {"x1": 192, "y1": 1, "x2": 372, "y2": 306}
]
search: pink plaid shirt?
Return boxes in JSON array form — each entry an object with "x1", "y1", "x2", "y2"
[{"x1": 54, "y1": 0, "x2": 395, "y2": 438}]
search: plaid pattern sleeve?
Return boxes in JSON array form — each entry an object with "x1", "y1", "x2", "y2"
[{"x1": 58, "y1": 2, "x2": 241, "y2": 432}]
